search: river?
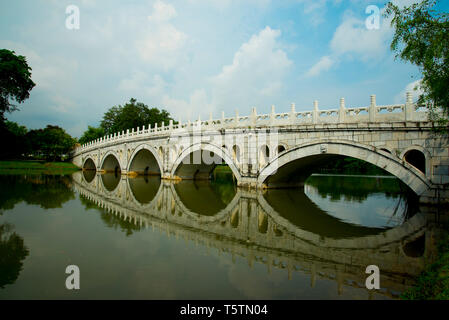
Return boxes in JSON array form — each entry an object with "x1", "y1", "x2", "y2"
[{"x1": 0, "y1": 171, "x2": 441, "y2": 299}]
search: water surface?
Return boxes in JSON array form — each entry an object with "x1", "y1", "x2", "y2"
[{"x1": 0, "y1": 172, "x2": 432, "y2": 299}]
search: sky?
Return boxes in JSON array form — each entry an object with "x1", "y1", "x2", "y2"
[{"x1": 1, "y1": 0, "x2": 448, "y2": 138}]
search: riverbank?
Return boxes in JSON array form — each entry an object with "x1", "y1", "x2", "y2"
[
  {"x1": 401, "y1": 232, "x2": 449, "y2": 299},
  {"x1": 0, "y1": 160, "x2": 80, "y2": 175}
]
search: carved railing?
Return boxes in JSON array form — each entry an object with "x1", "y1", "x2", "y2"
[{"x1": 74, "y1": 92, "x2": 431, "y2": 154}]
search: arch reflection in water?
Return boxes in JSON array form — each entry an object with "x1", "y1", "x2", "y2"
[
  {"x1": 304, "y1": 174, "x2": 418, "y2": 229},
  {"x1": 174, "y1": 180, "x2": 236, "y2": 216},
  {"x1": 100, "y1": 172, "x2": 121, "y2": 192},
  {"x1": 128, "y1": 176, "x2": 161, "y2": 204},
  {"x1": 82, "y1": 169, "x2": 96, "y2": 183},
  {"x1": 72, "y1": 171, "x2": 430, "y2": 298}
]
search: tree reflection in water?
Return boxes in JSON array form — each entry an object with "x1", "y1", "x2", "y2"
[
  {"x1": 0, "y1": 223, "x2": 29, "y2": 288},
  {"x1": 0, "y1": 175, "x2": 75, "y2": 210}
]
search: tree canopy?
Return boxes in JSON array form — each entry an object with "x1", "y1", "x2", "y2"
[
  {"x1": 385, "y1": 0, "x2": 449, "y2": 128},
  {"x1": 26, "y1": 125, "x2": 76, "y2": 161},
  {"x1": 100, "y1": 98, "x2": 174, "y2": 135},
  {"x1": 0, "y1": 49, "x2": 35, "y2": 121},
  {"x1": 78, "y1": 125, "x2": 105, "y2": 145}
]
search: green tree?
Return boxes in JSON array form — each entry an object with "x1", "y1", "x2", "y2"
[
  {"x1": 26, "y1": 125, "x2": 76, "y2": 161},
  {"x1": 100, "y1": 98, "x2": 174, "y2": 135},
  {"x1": 385, "y1": 0, "x2": 449, "y2": 129},
  {"x1": 0, "y1": 49, "x2": 36, "y2": 121},
  {"x1": 1, "y1": 121, "x2": 28, "y2": 159},
  {"x1": 78, "y1": 125, "x2": 105, "y2": 145},
  {"x1": 5, "y1": 120, "x2": 27, "y2": 136}
]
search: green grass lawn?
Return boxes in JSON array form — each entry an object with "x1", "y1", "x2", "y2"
[{"x1": 0, "y1": 160, "x2": 80, "y2": 175}]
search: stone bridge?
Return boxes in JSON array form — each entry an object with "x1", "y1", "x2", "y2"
[
  {"x1": 72, "y1": 171, "x2": 439, "y2": 298},
  {"x1": 71, "y1": 93, "x2": 449, "y2": 204}
]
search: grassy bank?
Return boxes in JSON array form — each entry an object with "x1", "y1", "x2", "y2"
[
  {"x1": 401, "y1": 233, "x2": 449, "y2": 300},
  {"x1": 0, "y1": 160, "x2": 80, "y2": 175}
]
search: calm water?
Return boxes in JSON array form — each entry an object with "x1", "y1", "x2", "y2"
[{"x1": 0, "y1": 171, "x2": 435, "y2": 299}]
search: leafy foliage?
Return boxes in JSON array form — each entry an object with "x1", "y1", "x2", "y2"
[
  {"x1": 100, "y1": 98, "x2": 174, "y2": 135},
  {"x1": 26, "y1": 125, "x2": 76, "y2": 161},
  {"x1": 385, "y1": 0, "x2": 449, "y2": 129},
  {"x1": 1, "y1": 122, "x2": 77, "y2": 161},
  {"x1": 0, "y1": 49, "x2": 36, "y2": 120},
  {"x1": 78, "y1": 125, "x2": 105, "y2": 145},
  {"x1": 1, "y1": 121, "x2": 28, "y2": 159}
]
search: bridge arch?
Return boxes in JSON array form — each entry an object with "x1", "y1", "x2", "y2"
[
  {"x1": 276, "y1": 144, "x2": 287, "y2": 155},
  {"x1": 83, "y1": 157, "x2": 96, "y2": 171},
  {"x1": 400, "y1": 145, "x2": 430, "y2": 176},
  {"x1": 258, "y1": 139, "x2": 432, "y2": 197},
  {"x1": 127, "y1": 144, "x2": 162, "y2": 176},
  {"x1": 100, "y1": 150, "x2": 121, "y2": 173},
  {"x1": 170, "y1": 142, "x2": 241, "y2": 182}
]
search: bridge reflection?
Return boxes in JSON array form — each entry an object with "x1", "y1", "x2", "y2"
[{"x1": 74, "y1": 171, "x2": 433, "y2": 298}]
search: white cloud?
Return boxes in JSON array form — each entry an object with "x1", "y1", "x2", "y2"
[
  {"x1": 330, "y1": 13, "x2": 393, "y2": 61},
  {"x1": 136, "y1": 1, "x2": 187, "y2": 70},
  {"x1": 148, "y1": 0, "x2": 177, "y2": 23},
  {"x1": 297, "y1": 0, "x2": 328, "y2": 26},
  {"x1": 306, "y1": 56, "x2": 334, "y2": 77},
  {"x1": 0, "y1": 40, "x2": 78, "y2": 90},
  {"x1": 187, "y1": 0, "x2": 270, "y2": 10},
  {"x1": 162, "y1": 89, "x2": 213, "y2": 122},
  {"x1": 137, "y1": 24, "x2": 187, "y2": 70},
  {"x1": 306, "y1": 7, "x2": 395, "y2": 77},
  {"x1": 211, "y1": 26, "x2": 292, "y2": 112},
  {"x1": 394, "y1": 79, "x2": 423, "y2": 103}
]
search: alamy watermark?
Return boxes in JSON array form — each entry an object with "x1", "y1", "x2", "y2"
[
  {"x1": 66, "y1": 5, "x2": 80, "y2": 30},
  {"x1": 65, "y1": 265, "x2": 80, "y2": 290},
  {"x1": 365, "y1": 265, "x2": 380, "y2": 290},
  {"x1": 365, "y1": 5, "x2": 380, "y2": 30}
]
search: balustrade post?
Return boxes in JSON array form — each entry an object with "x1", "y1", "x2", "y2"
[
  {"x1": 251, "y1": 107, "x2": 257, "y2": 126},
  {"x1": 289, "y1": 103, "x2": 296, "y2": 124},
  {"x1": 221, "y1": 111, "x2": 225, "y2": 127},
  {"x1": 235, "y1": 109, "x2": 239, "y2": 126},
  {"x1": 405, "y1": 91, "x2": 413, "y2": 121},
  {"x1": 369, "y1": 94, "x2": 376, "y2": 122},
  {"x1": 339, "y1": 97, "x2": 345, "y2": 123},
  {"x1": 313, "y1": 100, "x2": 319, "y2": 124},
  {"x1": 270, "y1": 105, "x2": 275, "y2": 124},
  {"x1": 169, "y1": 119, "x2": 173, "y2": 130}
]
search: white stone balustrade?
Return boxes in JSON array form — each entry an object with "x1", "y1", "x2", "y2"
[{"x1": 75, "y1": 93, "x2": 432, "y2": 153}]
